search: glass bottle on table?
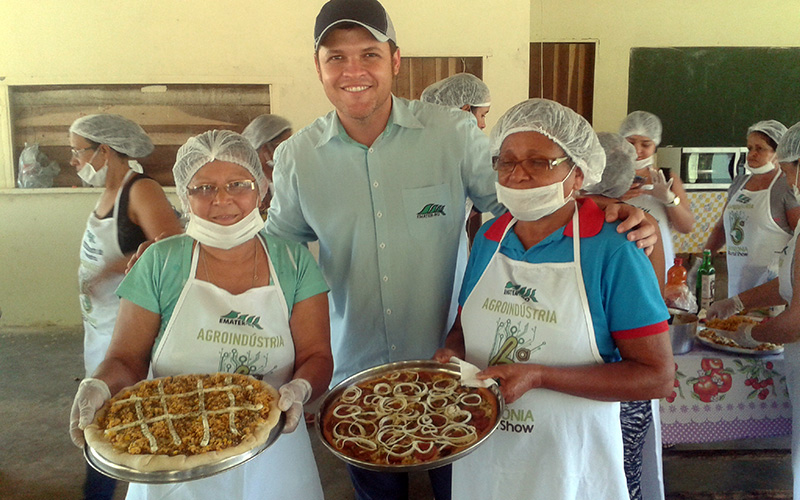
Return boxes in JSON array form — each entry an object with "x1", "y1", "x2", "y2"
[
  {"x1": 665, "y1": 257, "x2": 688, "y2": 309},
  {"x1": 696, "y1": 249, "x2": 716, "y2": 311}
]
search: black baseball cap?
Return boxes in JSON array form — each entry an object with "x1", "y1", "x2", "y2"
[{"x1": 314, "y1": 0, "x2": 397, "y2": 51}]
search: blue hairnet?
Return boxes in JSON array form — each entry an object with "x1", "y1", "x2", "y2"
[
  {"x1": 489, "y1": 98, "x2": 605, "y2": 188},
  {"x1": 420, "y1": 73, "x2": 491, "y2": 108},
  {"x1": 242, "y1": 115, "x2": 292, "y2": 150},
  {"x1": 585, "y1": 132, "x2": 636, "y2": 199},
  {"x1": 69, "y1": 114, "x2": 154, "y2": 158},
  {"x1": 776, "y1": 122, "x2": 800, "y2": 164},
  {"x1": 619, "y1": 111, "x2": 662, "y2": 146},
  {"x1": 747, "y1": 120, "x2": 787, "y2": 146},
  {"x1": 173, "y1": 130, "x2": 268, "y2": 212}
]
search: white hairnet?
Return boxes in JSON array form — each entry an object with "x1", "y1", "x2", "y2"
[
  {"x1": 173, "y1": 130, "x2": 268, "y2": 212},
  {"x1": 241, "y1": 115, "x2": 292, "y2": 150},
  {"x1": 489, "y1": 98, "x2": 605, "y2": 188},
  {"x1": 69, "y1": 114, "x2": 154, "y2": 158},
  {"x1": 619, "y1": 111, "x2": 663, "y2": 146},
  {"x1": 747, "y1": 120, "x2": 787, "y2": 147},
  {"x1": 585, "y1": 132, "x2": 637, "y2": 199},
  {"x1": 420, "y1": 73, "x2": 491, "y2": 108},
  {"x1": 776, "y1": 122, "x2": 800, "y2": 164}
]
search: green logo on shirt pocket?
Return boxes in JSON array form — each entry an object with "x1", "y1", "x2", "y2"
[{"x1": 417, "y1": 203, "x2": 447, "y2": 218}]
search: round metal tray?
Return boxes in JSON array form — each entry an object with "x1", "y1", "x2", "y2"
[
  {"x1": 315, "y1": 359, "x2": 505, "y2": 472},
  {"x1": 85, "y1": 412, "x2": 285, "y2": 483}
]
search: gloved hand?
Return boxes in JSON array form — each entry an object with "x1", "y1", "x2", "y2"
[
  {"x1": 718, "y1": 323, "x2": 762, "y2": 349},
  {"x1": 706, "y1": 295, "x2": 744, "y2": 320},
  {"x1": 649, "y1": 168, "x2": 676, "y2": 205},
  {"x1": 278, "y1": 378, "x2": 312, "y2": 434},
  {"x1": 69, "y1": 378, "x2": 111, "y2": 447}
]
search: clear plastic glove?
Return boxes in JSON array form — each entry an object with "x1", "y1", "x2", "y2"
[
  {"x1": 649, "y1": 168, "x2": 676, "y2": 205},
  {"x1": 718, "y1": 323, "x2": 761, "y2": 349},
  {"x1": 706, "y1": 295, "x2": 744, "y2": 320},
  {"x1": 278, "y1": 378, "x2": 312, "y2": 434},
  {"x1": 69, "y1": 378, "x2": 111, "y2": 447}
]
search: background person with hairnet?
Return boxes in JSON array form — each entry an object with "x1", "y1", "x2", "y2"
[
  {"x1": 241, "y1": 114, "x2": 293, "y2": 217},
  {"x1": 420, "y1": 72, "x2": 491, "y2": 130},
  {"x1": 434, "y1": 98, "x2": 673, "y2": 500},
  {"x1": 703, "y1": 122, "x2": 800, "y2": 498},
  {"x1": 619, "y1": 111, "x2": 695, "y2": 280},
  {"x1": 704, "y1": 120, "x2": 800, "y2": 306},
  {"x1": 421, "y1": 73, "x2": 492, "y2": 250},
  {"x1": 68, "y1": 130, "x2": 332, "y2": 500},
  {"x1": 587, "y1": 131, "x2": 669, "y2": 500},
  {"x1": 69, "y1": 113, "x2": 183, "y2": 500}
]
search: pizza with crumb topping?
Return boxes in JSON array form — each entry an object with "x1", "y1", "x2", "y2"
[
  {"x1": 321, "y1": 368, "x2": 498, "y2": 466},
  {"x1": 84, "y1": 373, "x2": 281, "y2": 472}
]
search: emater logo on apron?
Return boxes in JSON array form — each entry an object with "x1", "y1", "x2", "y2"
[{"x1": 219, "y1": 310, "x2": 264, "y2": 330}]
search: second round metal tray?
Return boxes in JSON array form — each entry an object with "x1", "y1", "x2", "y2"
[
  {"x1": 315, "y1": 359, "x2": 505, "y2": 472},
  {"x1": 85, "y1": 412, "x2": 285, "y2": 484}
]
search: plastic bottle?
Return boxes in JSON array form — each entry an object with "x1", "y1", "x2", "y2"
[
  {"x1": 696, "y1": 250, "x2": 716, "y2": 311},
  {"x1": 664, "y1": 257, "x2": 688, "y2": 309}
]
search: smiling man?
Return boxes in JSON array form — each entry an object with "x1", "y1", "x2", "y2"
[{"x1": 264, "y1": 0, "x2": 503, "y2": 498}]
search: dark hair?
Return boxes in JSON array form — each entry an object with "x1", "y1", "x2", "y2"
[
  {"x1": 751, "y1": 131, "x2": 778, "y2": 151},
  {"x1": 315, "y1": 22, "x2": 398, "y2": 56}
]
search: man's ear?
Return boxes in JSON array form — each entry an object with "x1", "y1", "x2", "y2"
[
  {"x1": 391, "y1": 47, "x2": 401, "y2": 76},
  {"x1": 314, "y1": 54, "x2": 322, "y2": 82}
]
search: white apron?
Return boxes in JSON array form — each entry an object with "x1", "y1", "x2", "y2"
[
  {"x1": 627, "y1": 194, "x2": 674, "y2": 282},
  {"x1": 78, "y1": 170, "x2": 133, "y2": 377},
  {"x1": 452, "y1": 208, "x2": 629, "y2": 500},
  {"x1": 777, "y1": 228, "x2": 800, "y2": 496},
  {"x1": 724, "y1": 171, "x2": 789, "y2": 296},
  {"x1": 126, "y1": 236, "x2": 323, "y2": 500}
]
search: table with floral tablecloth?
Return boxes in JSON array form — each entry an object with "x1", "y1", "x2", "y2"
[{"x1": 660, "y1": 343, "x2": 791, "y2": 445}]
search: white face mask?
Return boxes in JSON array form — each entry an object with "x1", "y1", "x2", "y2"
[
  {"x1": 77, "y1": 149, "x2": 107, "y2": 187},
  {"x1": 635, "y1": 157, "x2": 654, "y2": 170},
  {"x1": 495, "y1": 165, "x2": 575, "y2": 222},
  {"x1": 745, "y1": 161, "x2": 775, "y2": 175},
  {"x1": 185, "y1": 207, "x2": 264, "y2": 249},
  {"x1": 792, "y1": 169, "x2": 800, "y2": 202}
]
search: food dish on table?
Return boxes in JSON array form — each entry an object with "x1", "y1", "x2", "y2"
[
  {"x1": 318, "y1": 361, "x2": 501, "y2": 471},
  {"x1": 704, "y1": 315, "x2": 760, "y2": 331},
  {"x1": 84, "y1": 373, "x2": 281, "y2": 474},
  {"x1": 697, "y1": 328, "x2": 783, "y2": 355}
]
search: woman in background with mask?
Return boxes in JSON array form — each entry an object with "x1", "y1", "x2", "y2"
[
  {"x1": 706, "y1": 122, "x2": 800, "y2": 498},
  {"x1": 434, "y1": 99, "x2": 673, "y2": 500},
  {"x1": 241, "y1": 114, "x2": 292, "y2": 217},
  {"x1": 704, "y1": 120, "x2": 799, "y2": 302},
  {"x1": 69, "y1": 114, "x2": 183, "y2": 500},
  {"x1": 69, "y1": 130, "x2": 331, "y2": 500},
  {"x1": 620, "y1": 111, "x2": 694, "y2": 279}
]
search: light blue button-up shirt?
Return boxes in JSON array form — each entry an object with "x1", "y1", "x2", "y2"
[{"x1": 266, "y1": 96, "x2": 504, "y2": 384}]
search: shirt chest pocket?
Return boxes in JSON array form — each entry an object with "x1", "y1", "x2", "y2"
[{"x1": 402, "y1": 184, "x2": 457, "y2": 241}]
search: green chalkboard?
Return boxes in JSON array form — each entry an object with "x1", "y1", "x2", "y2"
[{"x1": 628, "y1": 47, "x2": 800, "y2": 147}]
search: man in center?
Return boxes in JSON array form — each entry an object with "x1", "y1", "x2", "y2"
[{"x1": 265, "y1": 1, "x2": 655, "y2": 498}]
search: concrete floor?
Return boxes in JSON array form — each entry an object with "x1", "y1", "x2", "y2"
[{"x1": 0, "y1": 326, "x2": 793, "y2": 500}]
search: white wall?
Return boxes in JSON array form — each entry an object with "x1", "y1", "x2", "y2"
[
  {"x1": 530, "y1": 0, "x2": 800, "y2": 134},
  {"x1": 0, "y1": 0, "x2": 531, "y2": 327}
]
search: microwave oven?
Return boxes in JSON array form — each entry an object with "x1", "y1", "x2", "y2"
[{"x1": 656, "y1": 146, "x2": 748, "y2": 190}]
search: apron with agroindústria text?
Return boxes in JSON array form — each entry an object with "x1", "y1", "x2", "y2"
[
  {"x1": 452, "y1": 207, "x2": 628, "y2": 500},
  {"x1": 724, "y1": 170, "x2": 789, "y2": 296},
  {"x1": 126, "y1": 235, "x2": 323, "y2": 500},
  {"x1": 78, "y1": 170, "x2": 133, "y2": 377}
]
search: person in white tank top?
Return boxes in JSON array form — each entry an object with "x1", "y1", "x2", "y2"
[
  {"x1": 619, "y1": 111, "x2": 695, "y2": 280},
  {"x1": 706, "y1": 122, "x2": 800, "y2": 499}
]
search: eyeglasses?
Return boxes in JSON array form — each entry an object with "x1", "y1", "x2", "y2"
[
  {"x1": 70, "y1": 146, "x2": 96, "y2": 158},
  {"x1": 492, "y1": 155, "x2": 570, "y2": 176},
  {"x1": 187, "y1": 179, "x2": 257, "y2": 199}
]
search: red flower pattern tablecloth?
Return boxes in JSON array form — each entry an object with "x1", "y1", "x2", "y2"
[{"x1": 660, "y1": 343, "x2": 791, "y2": 445}]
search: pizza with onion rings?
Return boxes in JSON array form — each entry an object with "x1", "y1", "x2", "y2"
[{"x1": 321, "y1": 368, "x2": 498, "y2": 466}]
